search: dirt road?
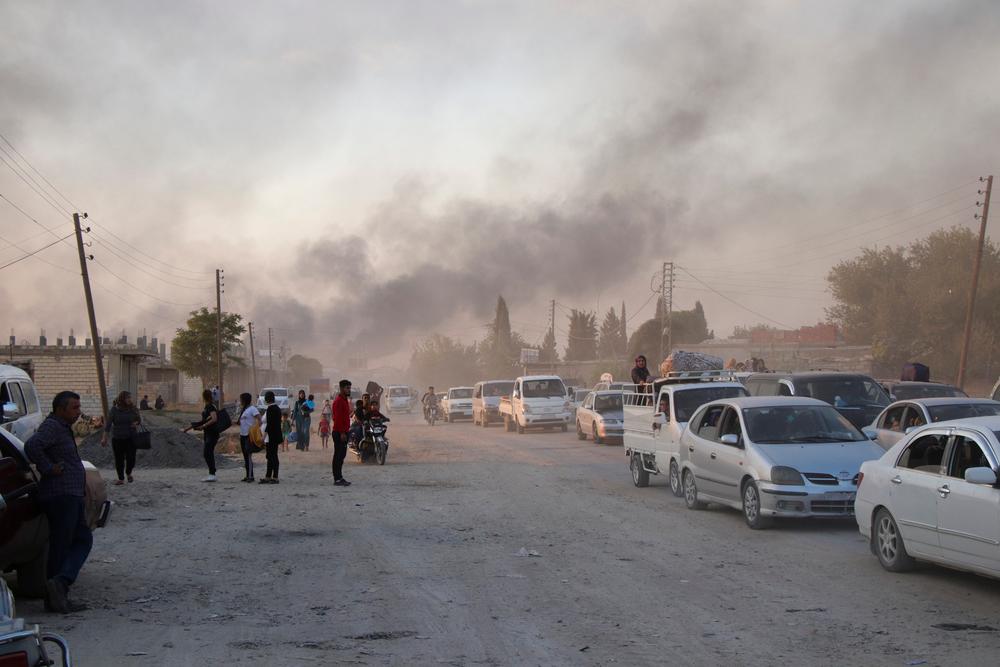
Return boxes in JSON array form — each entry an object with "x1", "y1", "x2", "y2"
[{"x1": 28, "y1": 413, "x2": 1000, "y2": 665}]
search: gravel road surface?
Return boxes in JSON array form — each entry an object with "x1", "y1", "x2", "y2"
[{"x1": 22, "y1": 413, "x2": 1000, "y2": 665}]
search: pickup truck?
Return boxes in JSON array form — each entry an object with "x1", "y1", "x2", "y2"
[
  {"x1": 441, "y1": 387, "x2": 474, "y2": 422},
  {"x1": 499, "y1": 375, "x2": 571, "y2": 434},
  {"x1": 623, "y1": 371, "x2": 748, "y2": 495}
]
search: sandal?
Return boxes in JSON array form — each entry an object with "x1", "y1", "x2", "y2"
[{"x1": 114, "y1": 479, "x2": 124, "y2": 486}]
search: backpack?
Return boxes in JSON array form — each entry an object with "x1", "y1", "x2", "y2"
[{"x1": 212, "y1": 406, "x2": 233, "y2": 434}]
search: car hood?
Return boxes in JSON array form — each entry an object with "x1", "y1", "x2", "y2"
[{"x1": 754, "y1": 441, "x2": 884, "y2": 473}]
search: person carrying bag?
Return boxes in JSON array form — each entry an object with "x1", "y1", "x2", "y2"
[{"x1": 100, "y1": 390, "x2": 142, "y2": 485}]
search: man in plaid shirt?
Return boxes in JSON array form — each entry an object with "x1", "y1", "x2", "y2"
[{"x1": 24, "y1": 391, "x2": 92, "y2": 614}]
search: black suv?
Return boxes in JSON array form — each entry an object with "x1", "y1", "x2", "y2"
[{"x1": 743, "y1": 372, "x2": 891, "y2": 428}]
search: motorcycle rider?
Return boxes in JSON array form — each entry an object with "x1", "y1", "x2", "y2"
[{"x1": 421, "y1": 386, "x2": 438, "y2": 422}]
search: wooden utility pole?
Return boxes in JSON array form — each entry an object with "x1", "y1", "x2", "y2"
[
  {"x1": 216, "y1": 268, "x2": 224, "y2": 406},
  {"x1": 268, "y1": 327, "x2": 273, "y2": 371},
  {"x1": 73, "y1": 212, "x2": 109, "y2": 421},
  {"x1": 956, "y1": 175, "x2": 993, "y2": 389},
  {"x1": 248, "y1": 321, "x2": 258, "y2": 393}
]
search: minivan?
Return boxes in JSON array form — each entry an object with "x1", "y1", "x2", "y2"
[{"x1": 472, "y1": 380, "x2": 514, "y2": 427}]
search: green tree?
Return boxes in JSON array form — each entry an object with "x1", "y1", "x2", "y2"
[
  {"x1": 827, "y1": 227, "x2": 1000, "y2": 380},
  {"x1": 539, "y1": 328, "x2": 559, "y2": 363},
  {"x1": 410, "y1": 334, "x2": 481, "y2": 388},
  {"x1": 172, "y1": 307, "x2": 246, "y2": 388},
  {"x1": 598, "y1": 307, "x2": 625, "y2": 360},
  {"x1": 287, "y1": 354, "x2": 323, "y2": 385},
  {"x1": 565, "y1": 309, "x2": 598, "y2": 361},
  {"x1": 480, "y1": 296, "x2": 521, "y2": 377},
  {"x1": 627, "y1": 301, "x2": 712, "y2": 363}
]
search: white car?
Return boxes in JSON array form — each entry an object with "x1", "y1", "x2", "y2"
[
  {"x1": 678, "y1": 396, "x2": 883, "y2": 529},
  {"x1": 867, "y1": 397, "x2": 1000, "y2": 450},
  {"x1": 257, "y1": 387, "x2": 291, "y2": 415},
  {"x1": 442, "y1": 387, "x2": 474, "y2": 422},
  {"x1": 386, "y1": 385, "x2": 414, "y2": 413},
  {"x1": 855, "y1": 416, "x2": 1000, "y2": 579}
]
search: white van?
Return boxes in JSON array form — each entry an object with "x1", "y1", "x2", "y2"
[
  {"x1": 0, "y1": 365, "x2": 44, "y2": 442},
  {"x1": 386, "y1": 385, "x2": 414, "y2": 413},
  {"x1": 472, "y1": 380, "x2": 515, "y2": 427}
]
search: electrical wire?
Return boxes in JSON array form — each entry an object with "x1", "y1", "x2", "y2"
[
  {"x1": 89, "y1": 233, "x2": 214, "y2": 290},
  {"x1": 0, "y1": 148, "x2": 72, "y2": 218},
  {"x1": 676, "y1": 266, "x2": 792, "y2": 329},
  {"x1": 0, "y1": 232, "x2": 75, "y2": 271},
  {"x1": 0, "y1": 132, "x2": 79, "y2": 212},
  {"x1": 91, "y1": 258, "x2": 207, "y2": 307}
]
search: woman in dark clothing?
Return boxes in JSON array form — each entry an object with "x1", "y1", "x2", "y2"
[
  {"x1": 101, "y1": 390, "x2": 141, "y2": 485},
  {"x1": 261, "y1": 390, "x2": 283, "y2": 484},
  {"x1": 183, "y1": 389, "x2": 220, "y2": 482},
  {"x1": 631, "y1": 355, "x2": 651, "y2": 386},
  {"x1": 292, "y1": 389, "x2": 312, "y2": 452}
]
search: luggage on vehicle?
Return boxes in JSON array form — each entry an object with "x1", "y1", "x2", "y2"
[
  {"x1": 901, "y1": 362, "x2": 930, "y2": 382},
  {"x1": 659, "y1": 351, "x2": 724, "y2": 375}
]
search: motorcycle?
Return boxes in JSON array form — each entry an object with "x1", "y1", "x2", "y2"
[
  {"x1": 424, "y1": 403, "x2": 439, "y2": 426},
  {"x1": 0, "y1": 475, "x2": 72, "y2": 666},
  {"x1": 353, "y1": 419, "x2": 389, "y2": 465}
]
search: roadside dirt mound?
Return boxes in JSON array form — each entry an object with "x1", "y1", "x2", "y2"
[{"x1": 78, "y1": 419, "x2": 236, "y2": 469}]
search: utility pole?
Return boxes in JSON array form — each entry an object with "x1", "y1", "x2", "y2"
[
  {"x1": 267, "y1": 327, "x2": 273, "y2": 372},
  {"x1": 216, "y1": 268, "x2": 224, "y2": 406},
  {"x1": 74, "y1": 213, "x2": 109, "y2": 421},
  {"x1": 956, "y1": 175, "x2": 993, "y2": 389},
  {"x1": 248, "y1": 321, "x2": 258, "y2": 394},
  {"x1": 666, "y1": 261, "x2": 675, "y2": 357}
]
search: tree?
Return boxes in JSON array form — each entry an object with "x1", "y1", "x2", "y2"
[
  {"x1": 287, "y1": 354, "x2": 323, "y2": 385},
  {"x1": 827, "y1": 227, "x2": 1000, "y2": 380},
  {"x1": 619, "y1": 301, "x2": 627, "y2": 345},
  {"x1": 172, "y1": 307, "x2": 246, "y2": 388},
  {"x1": 539, "y1": 328, "x2": 559, "y2": 363},
  {"x1": 410, "y1": 334, "x2": 481, "y2": 388},
  {"x1": 627, "y1": 301, "x2": 712, "y2": 362},
  {"x1": 598, "y1": 307, "x2": 625, "y2": 360},
  {"x1": 480, "y1": 296, "x2": 520, "y2": 377},
  {"x1": 564, "y1": 309, "x2": 598, "y2": 361}
]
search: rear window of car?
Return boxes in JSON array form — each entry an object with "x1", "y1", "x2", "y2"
[
  {"x1": 893, "y1": 385, "x2": 967, "y2": 400},
  {"x1": 594, "y1": 395, "x2": 623, "y2": 412},
  {"x1": 929, "y1": 403, "x2": 1000, "y2": 422},
  {"x1": 389, "y1": 388, "x2": 409, "y2": 397}
]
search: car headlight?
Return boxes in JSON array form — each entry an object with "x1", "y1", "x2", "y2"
[{"x1": 770, "y1": 466, "x2": 805, "y2": 485}]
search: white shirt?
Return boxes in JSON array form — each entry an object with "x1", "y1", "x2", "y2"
[{"x1": 239, "y1": 405, "x2": 260, "y2": 436}]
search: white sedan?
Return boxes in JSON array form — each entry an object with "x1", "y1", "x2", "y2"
[
  {"x1": 867, "y1": 397, "x2": 1000, "y2": 450},
  {"x1": 855, "y1": 415, "x2": 1000, "y2": 579}
]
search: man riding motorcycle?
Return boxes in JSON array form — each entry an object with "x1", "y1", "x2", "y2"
[{"x1": 422, "y1": 386, "x2": 439, "y2": 422}]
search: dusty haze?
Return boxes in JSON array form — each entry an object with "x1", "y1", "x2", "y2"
[{"x1": 2, "y1": 1, "x2": 999, "y2": 367}]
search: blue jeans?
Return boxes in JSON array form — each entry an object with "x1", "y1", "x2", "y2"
[{"x1": 42, "y1": 495, "x2": 92, "y2": 587}]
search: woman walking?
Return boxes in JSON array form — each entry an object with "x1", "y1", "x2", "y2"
[
  {"x1": 237, "y1": 392, "x2": 261, "y2": 483},
  {"x1": 292, "y1": 389, "x2": 312, "y2": 452},
  {"x1": 184, "y1": 389, "x2": 220, "y2": 482},
  {"x1": 101, "y1": 390, "x2": 141, "y2": 485},
  {"x1": 261, "y1": 390, "x2": 283, "y2": 484}
]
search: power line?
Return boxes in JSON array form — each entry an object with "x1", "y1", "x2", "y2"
[
  {"x1": 88, "y1": 221, "x2": 214, "y2": 278},
  {"x1": 0, "y1": 148, "x2": 72, "y2": 218},
  {"x1": 0, "y1": 132, "x2": 80, "y2": 212},
  {"x1": 89, "y1": 233, "x2": 214, "y2": 289},
  {"x1": 676, "y1": 266, "x2": 791, "y2": 329},
  {"x1": 91, "y1": 258, "x2": 207, "y2": 307},
  {"x1": 0, "y1": 232, "x2": 75, "y2": 271}
]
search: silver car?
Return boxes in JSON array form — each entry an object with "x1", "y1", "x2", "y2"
[
  {"x1": 678, "y1": 396, "x2": 883, "y2": 529},
  {"x1": 867, "y1": 397, "x2": 1000, "y2": 450},
  {"x1": 575, "y1": 391, "x2": 624, "y2": 444}
]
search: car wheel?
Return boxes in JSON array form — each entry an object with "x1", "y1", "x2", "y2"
[
  {"x1": 16, "y1": 549, "x2": 47, "y2": 599},
  {"x1": 576, "y1": 421, "x2": 587, "y2": 440},
  {"x1": 874, "y1": 508, "x2": 916, "y2": 572},
  {"x1": 669, "y1": 460, "x2": 683, "y2": 497},
  {"x1": 742, "y1": 480, "x2": 772, "y2": 529},
  {"x1": 631, "y1": 453, "x2": 649, "y2": 488},
  {"x1": 593, "y1": 423, "x2": 602, "y2": 445},
  {"x1": 683, "y1": 470, "x2": 706, "y2": 509}
]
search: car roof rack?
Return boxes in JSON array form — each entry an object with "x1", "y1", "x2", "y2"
[{"x1": 635, "y1": 370, "x2": 741, "y2": 392}]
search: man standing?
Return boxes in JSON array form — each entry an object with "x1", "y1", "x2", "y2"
[
  {"x1": 331, "y1": 379, "x2": 352, "y2": 486},
  {"x1": 24, "y1": 391, "x2": 92, "y2": 614}
]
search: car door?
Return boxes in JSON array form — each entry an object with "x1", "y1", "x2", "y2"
[
  {"x1": 686, "y1": 404, "x2": 727, "y2": 498},
  {"x1": 17, "y1": 381, "x2": 41, "y2": 438},
  {"x1": 0, "y1": 381, "x2": 28, "y2": 441},
  {"x1": 888, "y1": 431, "x2": 950, "y2": 559},
  {"x1": 579, "y1": 393, "x2": 594, "y2": 432},
  {"x1": 711, "y1": 407, "x2": 747, "y2": 503},
  {"x1": 876, "y1": 404, "x2": 908, "y2": 449},
  {"x1": 935, "y1": 431, "x2": 1000, "y2": 573}
]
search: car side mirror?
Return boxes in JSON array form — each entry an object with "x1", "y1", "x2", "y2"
[
  {"x1": 964, "y1": 467, "x2": 998, "y2": 486},
  {"x1": 863, "y1": 428, "x2": 878, "y2": 440},
  {"x1": 720, "y1": 433, "x2": 740, "y2": 446},
  {"x1": 1, "y1": 402, "x2": 20, "y2": 421}
]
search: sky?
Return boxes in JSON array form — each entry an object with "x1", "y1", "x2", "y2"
[{"x1": 1, "y1": 0, "x2": 999, "y2": 368}]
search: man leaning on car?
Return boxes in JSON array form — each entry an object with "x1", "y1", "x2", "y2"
[{"x1": 24, "y1": 391, "x2": 92, "y2": 614}]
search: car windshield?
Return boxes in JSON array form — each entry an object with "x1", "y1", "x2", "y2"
[
  {"x1": 523, "y1": 379, "x2": 567, "y2": 398},
  {"x1": 389, "y1": 388, "x2": 409, "y2": 397},
  {"x1": 743, "y1": 405, "x2": 867, "y2": 443},
  {"x1": 450, "y1": 388, "x2": 473, "y2": 399},
  {"x1": 485, "y1": 382, "x2": 514, "y2": 397},
  {"x1": 575, "y1": 389, "x2": 590, "y2": 402},
  {"x1": 269, "y1": 389, "x2": 287, "y2": 397},
  {"x1": 893, "y1": 384, "x2": 967, "y2": 400},
  {"x1": 794, "y1": 377, "x2": 889, "y2": 407},
  {"x1": 594, "y1": 395, "x2": 623, "y2": 412},
  {"x1": 929, "y1": 403, "x2": 1000, "y2": 422},
  {"x1": 675, "y1": 386, "x2": 748, "y2": 423}
]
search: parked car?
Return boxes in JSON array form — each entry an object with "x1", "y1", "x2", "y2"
[
  {"x1": 879, "y1": 380, "x2": 967, "y2": 401},
  {"x1": 0, "y1": 427, "x2": 109, "y2": 597},
  {"x1": 498, "y1": 376, "x2": 571, "y2": 433},
  {"x1": 678, "y1": 396, "x2": 883, "y2": 529},
  {"x1": 0, "y1": 366, "x2": 44, "y2": 443},
  {"x1": 570, "y1": 388, "x2": 590, "y2": 418},
  {"x1": 575, "y1": 391, "x2": 624, "y2": 444},
  {"x1": 867, "y1": 398, "x2": 1000, "y2": 450},
  {"x1": 855, "y1": 416, "x2": 1000, "y2": 578},
  {"x1": 441, "y1": 387, "x2": 474, "y2": 422},
  {"x1": 386, "y1": 385, "x2": 415, "y2": 413},
  {"x1": 744, "y1": 372, "x2": 891, "y2": 429},
  {"x1": 472, "y1": 380, "x2": 514, "y2": 427},
  {"x1": 256, "y1": 386, "x2": 291, "y2": 415}
]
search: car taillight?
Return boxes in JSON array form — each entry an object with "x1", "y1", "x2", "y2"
[
  {"x1": 0, "y1": 652, "x2": 31, "y2": 667},
  {"x1": 856, "y1": 472, "x2": 863, "y2": 488}
]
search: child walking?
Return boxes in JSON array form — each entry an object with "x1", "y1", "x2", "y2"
[{"x1": 319, "y1": 415, "x2": 331, "y2": 449}]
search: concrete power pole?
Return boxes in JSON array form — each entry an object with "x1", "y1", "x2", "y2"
[
  {"x1": 73, "y1": 212, "x2": 109, "y2": 421},
  {"x1": 268, "y1": 327, "x2": 273, "y2": 372},
  {"x1": 248, "y1": 321, "x2": 258, "y2": 394},
  {"x1": 216, "y1": 268, "x2": 224, "y2": 406},
  {"x1": 666, "y1": 261, "x2": 675, "y2": 357},
  {"x1": 956, "y1": 175, "x2": 993, "y2": 389}
]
